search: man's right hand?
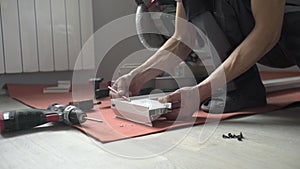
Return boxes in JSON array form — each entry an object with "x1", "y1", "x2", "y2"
[{"x1": 110, "y1": 74, "x2": 143, "y2": 99}]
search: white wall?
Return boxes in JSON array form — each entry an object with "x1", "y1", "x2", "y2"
[
  {"x1": 92, "y1": 0, "x2": 148, "y2": 81},
  {"x1": 0, "y1": 0, "x2": 148, "y2": 89},
  {"x1": 0, "y1": 0, "x2": 94, "y2": 73},
  {"x1": 0, "y1": 0, "x2": 95, "y2": 89}
]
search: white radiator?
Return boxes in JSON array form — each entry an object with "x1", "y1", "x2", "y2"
[{"x1": 0, "y1": 0, "x2": 95, "y2": 74}]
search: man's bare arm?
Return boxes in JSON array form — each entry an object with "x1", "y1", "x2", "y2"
[
  {"x1": 129, "y1": 2, "x2": 193, "y2": 88},
  {"x1": 198, "y1": 0, "x2": 286, "y2": 100}
]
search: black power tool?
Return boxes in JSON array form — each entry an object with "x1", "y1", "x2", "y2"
[{"x1": 0, "y1": 104, "x2": 102, "y2": 133}]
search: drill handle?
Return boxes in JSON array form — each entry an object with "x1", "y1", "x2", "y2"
[{"x1": 0, "y1": 109, "x2": 60, "y2": 132}]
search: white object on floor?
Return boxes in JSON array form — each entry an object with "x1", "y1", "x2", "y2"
[
  {"x1": 111, "y1": 94, "x2": 172, "y2": 127},
  {"x1": 43, "y1": 80, "x2": 71, "y2": 93},
  {"x1": 263, "y1": 76, "x2": 300, "y2": 92}
]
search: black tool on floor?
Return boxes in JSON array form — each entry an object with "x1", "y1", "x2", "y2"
[
  {"x1": 90, "y1": 78, "x2": 109, "y2": 99},
  {"x1": 0, "y1": 103, "x2": 103, "y2": 133}
]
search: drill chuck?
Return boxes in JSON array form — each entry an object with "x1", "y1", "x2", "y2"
[{"x1": 62, "y1": 105, "x2": 87, "y2": 125}]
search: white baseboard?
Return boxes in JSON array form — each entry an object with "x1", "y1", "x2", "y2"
[{"x1": 0, "y1": 88, "x2": 8, "y2": 95}]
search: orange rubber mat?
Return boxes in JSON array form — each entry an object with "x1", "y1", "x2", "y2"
[{"x1": 6, "y1": 72, "x2": 300, "y2": 143}]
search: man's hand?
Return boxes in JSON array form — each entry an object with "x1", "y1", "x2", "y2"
[
  {"x1": 159, "y1": 86, "x2": 200, "y2": 121},
  {"x1": 110, "y1": 74, "x2": 143, "y2": 99}
]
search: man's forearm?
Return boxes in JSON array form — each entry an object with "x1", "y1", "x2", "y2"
[
  {"x1": 130, "y1": 37, "x2": 192, "y2": 84},
  {"x1": 129, "y1": 1, "x2": 194, "y2": 85},
  {"x1": 197, "y1": 0, "x2": 285, "y2": 100}
]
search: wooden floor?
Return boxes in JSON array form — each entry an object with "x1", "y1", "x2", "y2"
[{"x1": 0, "y1": 95, "x2": 300, "y2": 169}]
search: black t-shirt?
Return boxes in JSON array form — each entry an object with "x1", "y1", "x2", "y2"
[
  {"x1": 175, "y1": 0, "x2": 214, "y2": 20},
  {"x1": 175, "y1": 0, "x2": 300, "y2": 20}
]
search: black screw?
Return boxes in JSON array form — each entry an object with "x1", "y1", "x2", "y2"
[
  {"x1": 237, "y1": 135, "x2": 243, "y2": 141},
  {"x1": 222, "y1": 134, "x2": 230, "y2": 139},
  {"x1": 240, "y1": 132, "x2": 244, "y2": 139},
  {"x1": 236, "y1": 132, "x2": 244, "y2": 141}
]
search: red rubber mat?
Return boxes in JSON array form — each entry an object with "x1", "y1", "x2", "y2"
[{"x1": 6, "y1": 72, "x2": 300, "y2": 143}]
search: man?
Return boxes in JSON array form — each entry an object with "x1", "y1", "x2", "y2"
[{"x1": 111, "y1": 0, "x2": 300, "y2": 119}]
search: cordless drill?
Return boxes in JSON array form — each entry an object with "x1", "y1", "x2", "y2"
[{"x1": 0, "y1": 104, "x2": 93, "y2": 133}]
